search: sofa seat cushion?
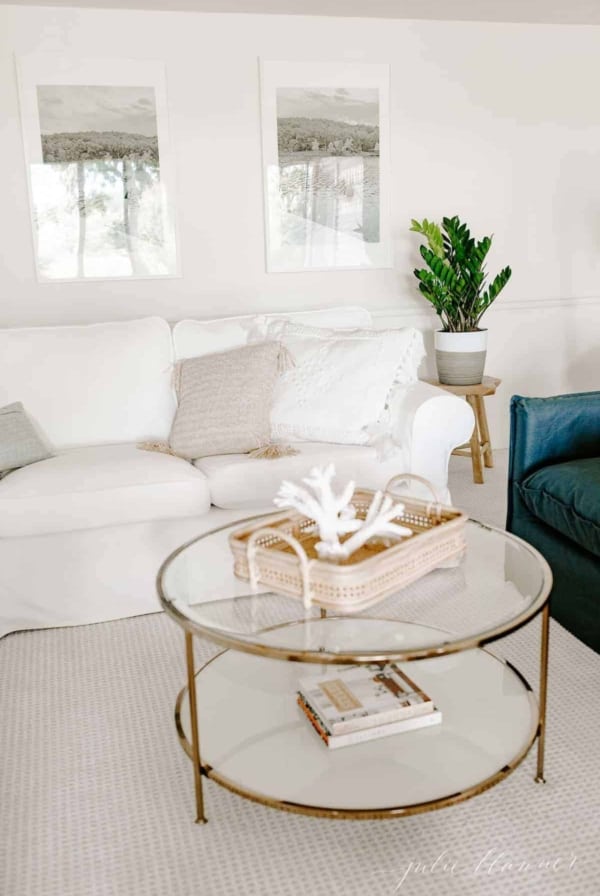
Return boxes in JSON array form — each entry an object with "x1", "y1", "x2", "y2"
[
  {"x1": 194, "y1": 443, "x2": 410, "y2": 509},
  {"x1": 520, "y1": 457, "x2": 600, "y2": 558},
  {"x1": 0, "y1": 444, "x2": 210, "y2": 537}
]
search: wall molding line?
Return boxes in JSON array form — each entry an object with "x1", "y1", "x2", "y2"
[{"x1": 372, "y1": 294, "x2": 600, "y2": 322}]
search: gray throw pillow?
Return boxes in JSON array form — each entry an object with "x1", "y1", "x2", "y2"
[
  {"x1": 0, "y1": 402, "x2": 54, "y2": 474},
  {"x1": 169, "y1": 341, "x2": 287, "y2": 459}
]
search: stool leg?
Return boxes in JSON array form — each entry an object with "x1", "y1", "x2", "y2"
[
  {"x1": 475, "y1": 395, "x2": 494, "y2": 469},
  {"x1": 466, "y1": 395, "x2": 484, "y2": 484}
]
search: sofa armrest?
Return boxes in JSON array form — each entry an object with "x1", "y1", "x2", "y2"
[
  {"x1": 507, "y1": 392, "x2": 600, "y2": 532},
  {"x1": 388, "y1": 381, "x2": 475, "y2": 502}
]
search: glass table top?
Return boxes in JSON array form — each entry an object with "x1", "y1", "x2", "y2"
[{"x1": 157, "y1": 517, "x2": 552, "y2": 663}]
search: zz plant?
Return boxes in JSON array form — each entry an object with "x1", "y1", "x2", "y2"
[{"x1": 410, "y1": 216, "x2": 512, "y2": 332}]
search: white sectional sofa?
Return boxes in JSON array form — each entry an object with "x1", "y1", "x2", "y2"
[{"x1": 0, "y1": 307, "x2": 474, "y2": 639}]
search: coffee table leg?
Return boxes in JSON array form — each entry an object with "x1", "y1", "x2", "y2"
[
  {"x1": 185, "y1": 631, "x2": 208, "y2": 823},
  {"x1": 535, "y1": 603, "x2": 550, "y2": 783}
]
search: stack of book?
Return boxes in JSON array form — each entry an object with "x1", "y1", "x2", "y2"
[{"x1": 297, "y1": 663, "x2": 441, "y2": 749}]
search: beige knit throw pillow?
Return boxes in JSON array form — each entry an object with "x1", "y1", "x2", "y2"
[{"x1": 168, "y1": 341, "x2": 293, "y2": 459}]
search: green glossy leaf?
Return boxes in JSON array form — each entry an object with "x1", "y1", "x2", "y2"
[
  {"x1": 410, "y1": 216, "x2": 511, "y2": 329},
  {"x1": 410, "y1": 218, "x2": 444, "y2": 258}
]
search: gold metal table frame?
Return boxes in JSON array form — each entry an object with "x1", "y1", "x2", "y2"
[{"x1": 157, "y1": 518, "x2": 552, "y2": 824}]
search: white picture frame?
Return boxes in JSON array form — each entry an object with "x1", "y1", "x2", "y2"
[
  {"x1": 17, "y1": 55, "x2": 180, "y2": 282},
  {"x1": 260, "y1": 60, "x2": 392, "y2": 273}
]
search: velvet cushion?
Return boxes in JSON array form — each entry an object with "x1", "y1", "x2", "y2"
[{"x1": 519, "y1": 457, "x2": 600, "y2": 558}]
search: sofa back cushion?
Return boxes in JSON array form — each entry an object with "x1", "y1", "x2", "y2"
[
  {"x1": 0, "y1": 317, "x2": 175, "y2": 449},
  {"x1": 172, "y1": 306, "x2": 372, "y2": 361}
]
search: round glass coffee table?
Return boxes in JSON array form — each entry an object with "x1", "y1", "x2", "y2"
[{"x1": 157, "y1": 517, "x2": 552, "y2": 823}]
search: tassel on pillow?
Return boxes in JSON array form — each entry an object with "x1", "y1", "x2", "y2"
[
  {"x1": 146, "y1": 342, "x2": 298, "y2": 462},
  {"x1": 248, "y1": 443, "x2": 299, "y2": 459},
  {"x1": 249, "y1": 344, "x2": 297, "y2": 458},
  {"x1": 138, "y1": 441, "x2": 181, "y2": 457},
  {"x1": 277, "y1": 343, "x2": 296, "y2": 373}
]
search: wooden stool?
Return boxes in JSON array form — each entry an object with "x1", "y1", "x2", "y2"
[{"x1": 427, "y1": 376, "x2": 501, "y2": 484}]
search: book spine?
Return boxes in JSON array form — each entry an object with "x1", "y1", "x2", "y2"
[
  {"x1": 327, "y1": 700, "x2": 434, "y2": 736},
  {"x1": 327, "y1": 710, "x2": 442, "y2": 750},
  {"x1": 297, "y1": 695, "x2": 330, "y2": 745},
  {"x1": 297, "y1": 688, "x2": 434, "y2": 736}
]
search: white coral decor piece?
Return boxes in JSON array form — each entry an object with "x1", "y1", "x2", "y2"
[{"x1": 273, "y1": 464, "x2": 412, "y2": 560}]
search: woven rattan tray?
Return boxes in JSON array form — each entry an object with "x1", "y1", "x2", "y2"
[{"x1": 229, "y1": 475, "x2": 468, "y2": 613}]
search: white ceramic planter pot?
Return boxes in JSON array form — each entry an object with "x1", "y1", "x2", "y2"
[{"x1": 434, "y1": 330, "x2": 488, "y2": 386}]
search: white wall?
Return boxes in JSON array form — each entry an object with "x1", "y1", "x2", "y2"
[{"x1": 0, "y1": 5, "x2": 599, "y2": 446}]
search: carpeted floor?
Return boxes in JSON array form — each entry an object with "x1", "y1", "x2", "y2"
[{"x1": 1, "y1": 451, "x2": 599, "y2": 896}]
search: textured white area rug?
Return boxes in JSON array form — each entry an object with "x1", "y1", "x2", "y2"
[{"x1": 1, "y1": 451, "x2": 599, "y2": 896}]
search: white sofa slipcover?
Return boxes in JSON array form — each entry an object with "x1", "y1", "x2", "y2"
[
  {"x1": 194, "y1": 444, "x2": 406, "y2": 509},
  {"x1": 0, "y1": 308, "x2": 474, "y2": 639},
  {"x1": 0, "y1": 444, "x2": 211, "y2": 537},
  {"x1": 0, "y1": 316, "x2": 175, "y2": 447},
  {"x1": 172, "y1": 306, "x2": 372, "y2": 360}
]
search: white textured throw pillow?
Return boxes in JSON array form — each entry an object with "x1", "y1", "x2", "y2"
[
  {"x1": 169, "y1": 341, "x2": 288, "y2": 459},
  {"x1": 250, "y1": 321, "x2": 424, "y2": 445}
]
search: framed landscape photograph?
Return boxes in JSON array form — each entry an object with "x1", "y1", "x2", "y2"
[
  {"x1": 17, "y1": 56, "x2": 179, "y2": 281},
  {"x1": 260, "y1": 60, "x2": 391, "y2": 272}
]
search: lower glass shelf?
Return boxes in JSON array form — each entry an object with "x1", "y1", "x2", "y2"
[{"x1": 176, "y1": 620, "x2": 539, "y2": 819}]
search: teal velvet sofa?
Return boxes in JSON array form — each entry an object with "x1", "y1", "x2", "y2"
[{"x1": 506, "y1": 392, "x2": 600, "y2": 653}]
